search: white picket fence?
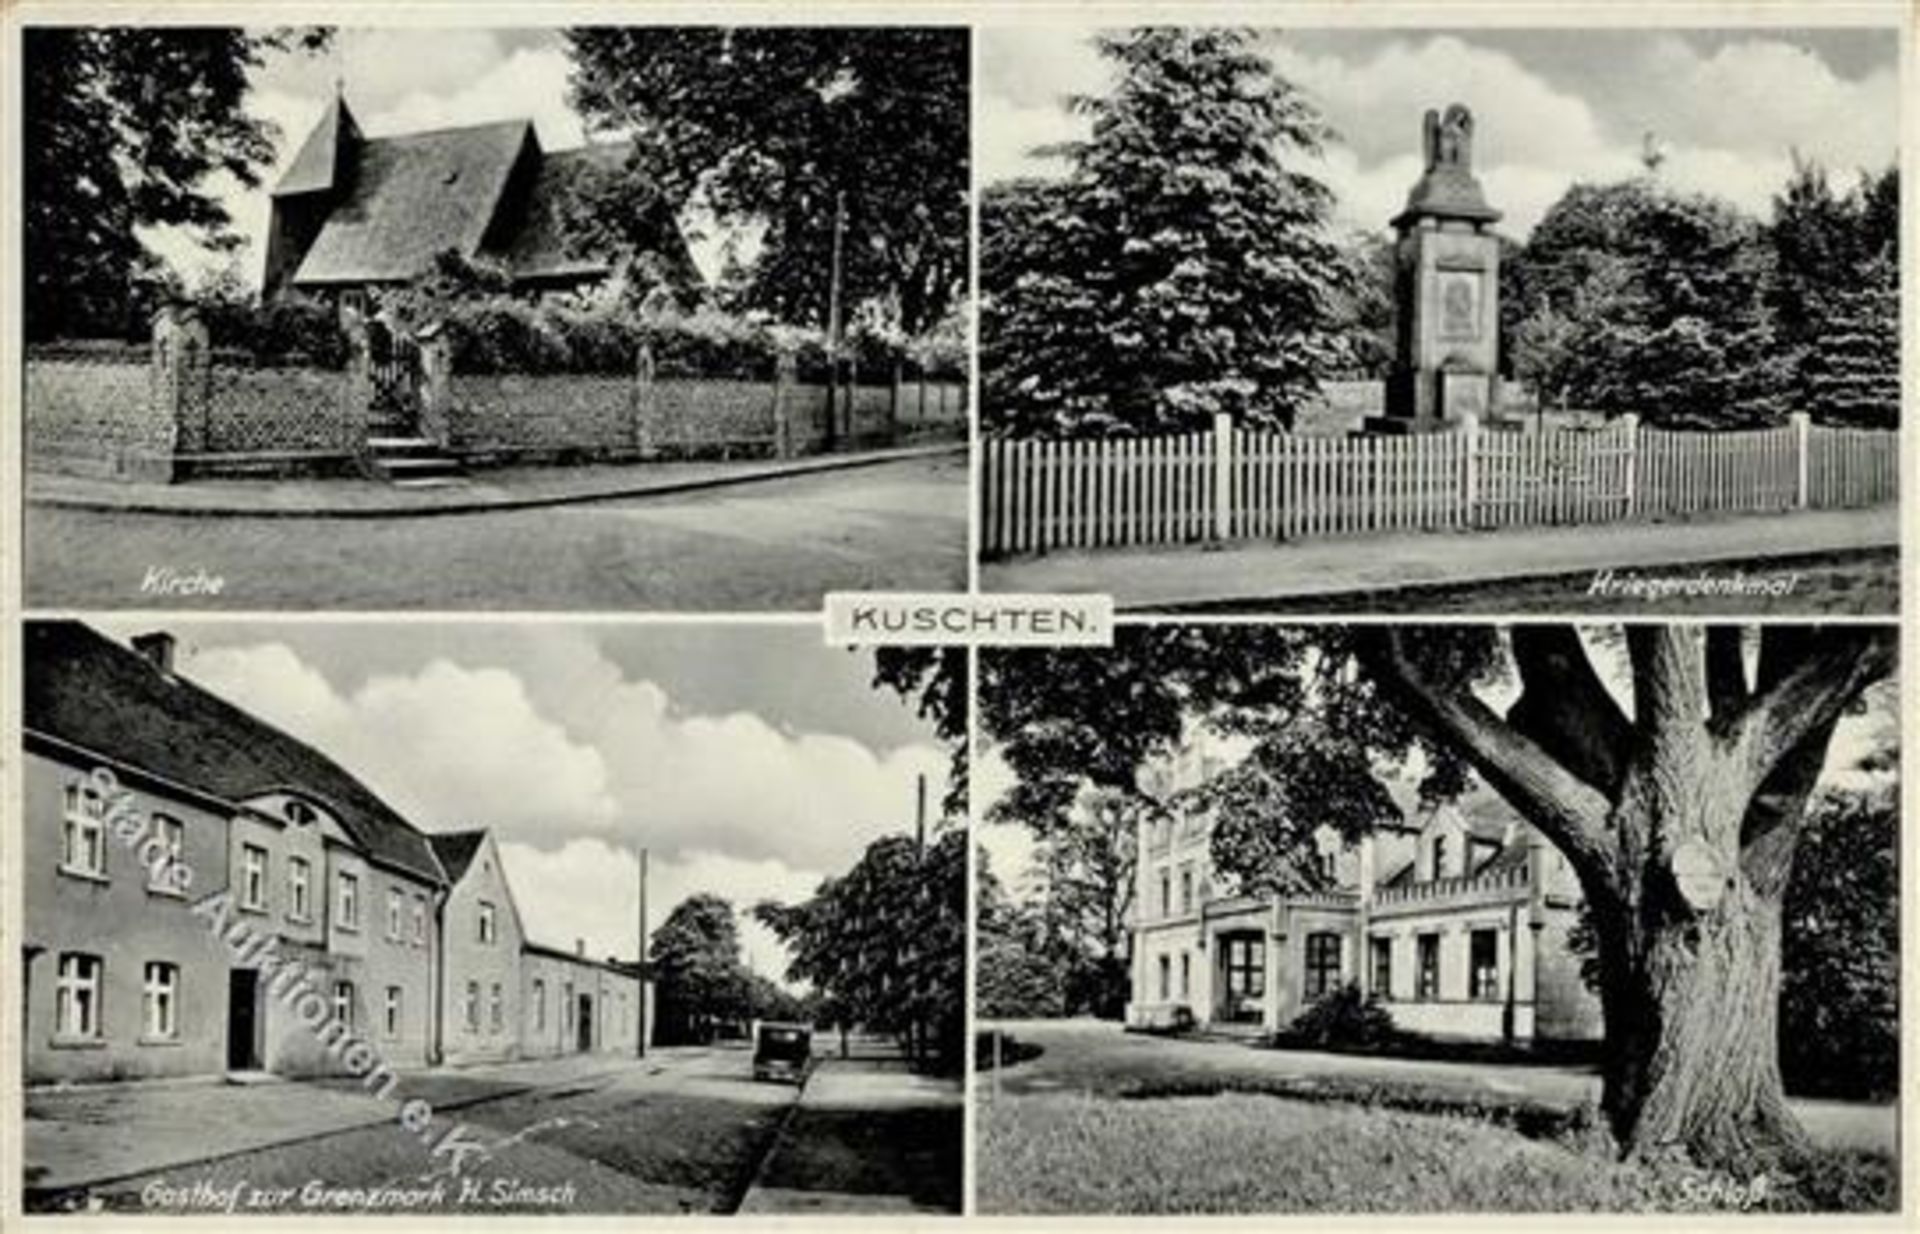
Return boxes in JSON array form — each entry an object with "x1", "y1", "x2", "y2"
[{"x1": 981, "y1": 412, "x2": 1897, "y2": 555}]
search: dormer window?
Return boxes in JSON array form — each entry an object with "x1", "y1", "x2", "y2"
[
  {"x1": 1431, "y1": 835, "x2": 1448, "y2": 880},
  {"x1": 284, "y1": 799, "x2": 318, "y2": 827}
]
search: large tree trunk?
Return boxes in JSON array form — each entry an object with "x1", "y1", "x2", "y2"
[
  {"x1": 1360, "y1": 625, "x2": 1895, "y2": 1173},
  {"x1": 1595, "y1": 877, "x2": 1808, "y2": 1170}
]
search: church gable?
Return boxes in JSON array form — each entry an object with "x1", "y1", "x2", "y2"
[{"x1": 289, "y1": 119, "x2": 534, "y2": 287}]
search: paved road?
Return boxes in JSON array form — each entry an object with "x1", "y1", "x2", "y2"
[
  {"x1": 982, "y1": 1019, "x2": 1896, "y2": 1156},
  {"x1": 31, "y1": 1048, "x2": 795, "y2": 1215},
  {"x1": 26, "y1": 455, "x2": 967, "y2": 611}
]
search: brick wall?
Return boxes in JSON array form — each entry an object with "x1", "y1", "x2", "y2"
[
  {"x1": 446, "y1": 373, "x2": 642, "y2": 463},
  {"x1": 653, "y1": 378, "x2": 780, "y2": 457},
  {"x1": 24, "y1": 350, "x2": 173, "y2": 481}
]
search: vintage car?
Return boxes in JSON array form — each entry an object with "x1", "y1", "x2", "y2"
[{"x1": 752, "y1": 1021, "x2": 813, "y2": 1083}]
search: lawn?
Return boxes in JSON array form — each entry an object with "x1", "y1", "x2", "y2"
[
  {"x1": 975, "y1": 1023, "x2": 1897, "y2": 1214},
  {"x1": 977, "y1": 1091, "x2": 1893, "y2": 1214}
]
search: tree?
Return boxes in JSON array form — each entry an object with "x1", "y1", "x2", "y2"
[
  {"x1": 1505, "y1": 179, "x2": 1790, "y2": 427},
  {"x1": 649, "y1": 892, "x2": 752, "y2": 1044},
  {"x1": 756, "y1": 829, "x2": 966, "y2": 1072},
  {"x1": 981, "y1": 28, "x2": 1355, "y2": 438},
  {"x1": 23, "y1": 27, "x2": 329, "y2": 340},
  {"x1": 1778, "y1": 786, "x2": 1898, "y2": 1101},
  {"x1": 1026, "y1": 787, "x2": 1140, "y2": 1017},
  {"x1": 975, "y1": 854, "x2": 1070, "y2": 1020},
  {"x1": 1769, "y1": 161, "x2": 1900, "y2": 428},
  {"x1": 981, "y1": 624, "x2": 1897, "y2": 1169},
  {"x1": 563, "y1": 28, "x2": 969, "y2": 338}
]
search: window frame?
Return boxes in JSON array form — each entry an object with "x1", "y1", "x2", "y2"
[
  {"x1": 287, "y1": 855, "x2": 313, "y2": 922},
  {"x1": 142, "y1": 961, "x2": 180, "y2": 1041},
  {"x1": 384, "y1": 985, "x2": 403, "y2": 1039},
  {"x1": 240, "y1": 842, "x2": 270, "y2": 912},
  {"x1": 478, "y1": 900, "x2": 497, "y2": 945},
  {"x1": 60, "y1": 783, "x2": 109, "y2": 881},
  {"x1": 1470, "y1": 928, "x2": 1501, "y2": 1001},
  {"x1": 332, "y1": 980, "x2": 355, "y2": 1030},
  {"x1": 145, "y1": 814, "x2": 186, "y2": 896},
  {"x1": 1370, "y1": 936, "x2": 1393, "y2": 1000},
  {"x1": 1303, "y1": 932, "x2": 1342, "y2": 1000},
  {"x1": 55, "y1": 952, "x2": 104, "y2": 1041},
  {"x1": 336, "y1": 870, "x2": 360, "y2": 931},
  {"x1": 1416, "y1": 933, "x2": 1441, "y2": 1000}
]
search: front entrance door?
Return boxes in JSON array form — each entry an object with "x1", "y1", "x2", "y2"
[
  {"x1": 228, "y1": 969, "x2": 261, "y2": 1070},
  {"x1": 576, "y1": 995, "x2": 594, "y2": 1052}
]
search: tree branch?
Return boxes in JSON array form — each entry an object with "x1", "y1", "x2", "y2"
[
  {"x1": 1739, "y1": 627, "x2": 1897, "y2": 786},
  {"x1": 1704, "y1": 625, "x2": 1748, "y2": 721},
  {"x1": 1625, "y1": 626, "x2": 1708, "y2": 739},
  {"x1": 1357, "y1": 629, "x2": 1618, "y2": 893},
  {"x1": 1506, "y1": 625, "x2": 1631, "y2": 794}
]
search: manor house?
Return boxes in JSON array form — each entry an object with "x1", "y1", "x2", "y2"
[{"x1": 1127, "y1": 739, "x2": 1602, "y2": 1044}]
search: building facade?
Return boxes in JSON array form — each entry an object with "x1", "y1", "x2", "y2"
[
  {"x1": 22, "y1": 621, "x2": 647, "y2": 1087},
  {"x1": 1126, "y1": 741, "x2": 1602, "y2": 1045}
]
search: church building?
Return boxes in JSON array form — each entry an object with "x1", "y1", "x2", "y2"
[{"x1": 263, "y1": 95, "x2": 694, "y2": 301}]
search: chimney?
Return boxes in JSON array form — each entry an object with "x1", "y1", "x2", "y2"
[
  {"x1": 131, "y1": 632, "x2": 175, "y2": 674},
  {"x1": 575, "y1": 938, "x2": 586, "y2": 958}
]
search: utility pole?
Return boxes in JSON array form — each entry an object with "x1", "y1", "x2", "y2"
[
  {"x1": 636, "y1": 846, "x2": 649, "y2": 1058},
  {"x1": 915, "y1": 772, "x2": 927, "y2": 854},
  {"x1": 825, "y1": 188, "x2": 847, "y2": 449}
]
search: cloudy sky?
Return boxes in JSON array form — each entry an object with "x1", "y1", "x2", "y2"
[
  {"x1": 978, "y1": 26, "x2": 1900, "y2": 238},
  {"x1": 93, "y1": 620, "x2": 949, "y2": 983}
]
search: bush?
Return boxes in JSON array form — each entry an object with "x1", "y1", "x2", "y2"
[
  {"x1": 975, "y1": 1030, "x2": 1046, "y2": 1071},
  {"x1": 197, "y1": 292, "x2": 350, "y2": 369},
  {"x1": 1283, "y1": 985, "x2": 1401, "y2": 1050}
]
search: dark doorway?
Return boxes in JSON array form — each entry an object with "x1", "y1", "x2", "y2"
[
  {"x1": 575, "y1": 994, "x2": 593, "y2": 1053},
  {"x1": 228, "y1": 969, "x2": 261, "y2": 1070}
]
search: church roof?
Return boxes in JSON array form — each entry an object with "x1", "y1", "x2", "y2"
[
  {"x1": 274, "y1": 95, "x2": 362, "y2": 198},
  {"x1": 290, "y1": 119, "x2": 536, "y2": 285}
]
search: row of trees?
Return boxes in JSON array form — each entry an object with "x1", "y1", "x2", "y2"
[
  {"x1": 981, "y1": 28, "x2": 1899, "y2": 438},
  {"x1": 648, "y1": 892, "x2": 811, "y2": 1045},
  {"x1": 975, "y1": 625, "x2": 1897, "y2": 1172}
]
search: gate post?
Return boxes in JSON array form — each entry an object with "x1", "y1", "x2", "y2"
[
  {"x1": 1619, "y1": 413, "x2": 1639, "y2": 518},
  {"x1": 1790, "y1": 411, "x2": 1811, "y2": 508},
  {"x1": 772, "y1": 349, "x2": 798, "y2": 459},
  {"x1": 1458, "y1": 412, "x2": 1480, "y2": 527},
  {"x1": 1213, "y1": 411, "x2": 1234, "y2": 541},
  {"x1": 633, "y1": 342, "x2": 658, "y2": 458}
]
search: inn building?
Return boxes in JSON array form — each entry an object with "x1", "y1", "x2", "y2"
[
  {"x1": 21, "y1": 621, "x2": 647, "y2": 1087},
  {"x1": 1126, "y1": 739, "x2": 1602, "y2": 1044}
]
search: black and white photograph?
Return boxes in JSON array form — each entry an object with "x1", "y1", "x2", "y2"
[
  {"x1": 21, "y1": 25, "x2": 970, "y2": 610},
  {"x1": 976, "y1": 27, "x2": 1899, "y2": 614},
  {"x1": 3, "y1": 4, "x2": 1915, "y2": 1231},
  {"x1": 20, "y1": 620, "x2": 965, "y2": 1214},
  {"x1": 974, "y1": 622, "x2": 1899, "y2": 1213}
]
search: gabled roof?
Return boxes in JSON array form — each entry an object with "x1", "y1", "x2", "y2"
[
  {"x1": 292, "y1": 119, "x2": 535, "y2": 285},
  {"x1": 275, "y1": 95, "x2": 362, "y2": 198},
  {"x1": 24, "y1": 621, "x2": 445, "y2": 885},
  {"x1": 427, "y1": 830, "x2": 488, "y2": 885},
  {"x1": 486, "y1": 142, "x2": 627, "y2": 283}
]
